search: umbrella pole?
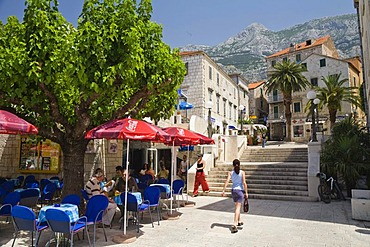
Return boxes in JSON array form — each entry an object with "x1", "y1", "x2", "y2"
[
  {"x1": 187, "y1": 145, "x2": 190, "y2": 202},
  {"x1": 123, "y1": 139, "x2": 130, "y2": 235},
  {"x1": 170, "y1": 141, "x2": 174, "y2": 214}
]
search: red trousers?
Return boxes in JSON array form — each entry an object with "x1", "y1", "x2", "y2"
[{"x1": 193, "y1": 171, "x2": 209, "y2": 195}]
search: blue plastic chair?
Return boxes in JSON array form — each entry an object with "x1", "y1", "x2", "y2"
[
  {"x1": 23, "y1": 175, "x2": 36, "y2": 187},
  {"x1": 143, "y1": 186, "x2": 161, "y2": 226},
  {"x1": 11, "y1": 205, "x2": 48, "y2": 247},
  {"x1": 83, "y1": 195, "x2": 109, "y2": 247},
  {"x1": 157, "y1": 178, "x2": 170, "y2": 185},
  {"x1": 45, "y1": 208, "x2": 91, "y2": 247},
  {"x1": 172, "y1": 179, "x2": 185, "y2": 210},
  {"x1": 40, "y1": 178, "x2": 52, "y2": 191},
  {"x1": 19, "y1": 188, "x2": 40, "y2": 208},
  {"x1": 81, "y1": 189, "x2": 90, "y2": 202},
  {"x1": 50, "y1": 176, "x2": 60, "y2": 181},
  {"x1": 17, "y1": 176, "x2": 25, "y2": 187},
  {"x1": 1, "y1": 180, "x2": 15, "y2": 193},
  {"x1": 120, "y1": 192, "x2": 151, "y2": 232},
  {"x1": 0, "y1": 191, "x2": 21, "y2": 222},
  {"x1": 24, "y1": 181, "x2": 40, "y2": 189},
  {"x1": 39, "y1": 183, "x2": 57, "y2": 206},
  {"x1": 61, "y1": 194, "x2": 81, "y2": 207}
]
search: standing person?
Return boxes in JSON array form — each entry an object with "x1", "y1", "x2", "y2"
[
  {"x1": 193, "y1": 153, "x2": 210, "y2": 197},
  {"x1": 262, "y1": 131, "x2": 267, "y2": 148},
  {"x1": 85, "y1": 170, "x2": 118, "y2": 227},
  {"x1": 178, "y1": 155, "x2": 188, "y2": 182},
  {"x1": 221, "y1": 159, "x2": 248, "y2": 233}
]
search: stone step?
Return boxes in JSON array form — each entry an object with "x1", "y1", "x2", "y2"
[
  {"x1": 209, "y1": 170, "x2": 307, "y2": 176},
  {"x1": 206, "y1": 178, "x2": 308, "y2": 186},
  {"x1": 208, "y1": 183, "x2": 308, "y2": 191},
  {"x1": 241, "y1": 158, "x2": 308, "y2": 162},
  {"x1": 212, "y1": 167, "x2": 308, "y2": 172},
  {"x1": 197, "y1": 192, "x2": 316, "y2": 202}
]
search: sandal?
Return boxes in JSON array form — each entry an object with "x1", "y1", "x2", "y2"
[
  {"x1": 238, "y1": 222, "x2": 244, "y2": 226},
  {"x1": 231, "y1": 225, "x2": 238, "y2": 233}
]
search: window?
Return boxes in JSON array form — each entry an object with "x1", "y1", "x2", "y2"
[
  {"x1": 293, "y1": 125, "x2": 304, "y2": 137},
  {"x1": 234, "y1": 88, "x2": 236, "y2": 99},
  {"x1": 271, "y1": 60, "x2": 276, "y2": 67},
  {"x1": 273, "y1": 90, "x2": 278, "y2": 101},
  {"x1": 293, "y1": 102, "x2": 301, "y2": 113},
  {"x1": 208, "y1": 90, "x2": 212, "y2": 102},
  {"x1": 185, "y1": 62, "x2": 188, "y2": 76},
  {"x1": 223, "y1": 99, "x2": 227, "y2": 117},
  {"x1": 301, "y1": 63, "x2": 307, "y2": 69},
  {"x1": 353, "y1": 76, "x2": 356, "y2": 87},
  {"x1": 216, "y1": 96, "x2": 220, "y2": 114},
  {"x1": 273, "y1": 106, "x2": 279, "y2": 119},
  {"x1": 282, "y1": 57, "x2": 288, "y2": 62},
  {"x1": 243, "y1": 90, "x2": 246, "y2": 98},
  {"x1": 320, "y1": 59, "x2": 326, "y2": 67},
  {"x1": 310, "y1": 78, "x2": 318, "y2": 86},
  {"x1": 234, "y1": 106, "x2": 237, "y2": 122},
  {"x1": 296, "y1": 54, "x2": 301, "y2": 63},
  {"x1": 217, "y1": 73, "x2": 219, "y2": 86},
  {"x1": 229, "y1": 103, "x2": 232, "y2": 120},
  {"x1": 209, "y1": 66, "x2": 212, "y2": 80}
]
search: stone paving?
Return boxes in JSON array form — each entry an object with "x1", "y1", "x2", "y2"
[{"x1": 1, "y1": 195, "x2": 370, "y2": 247}]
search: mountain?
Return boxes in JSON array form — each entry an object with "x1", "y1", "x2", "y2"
[{"x1": 180, "y1": 14, "x2": 360, "y2": 82}]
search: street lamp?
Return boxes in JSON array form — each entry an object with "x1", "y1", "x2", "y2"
[
  {"x1": 307, "y1": 90, "x2": 320, "y2": 142},
  {"x1": 239, "y1": 105, "x2": 245, "y2": 135},
  {"x1": 205, "y1": 101, "x2": 213, "y2": 138}
]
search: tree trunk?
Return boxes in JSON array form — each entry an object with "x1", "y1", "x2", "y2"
[
  {"x1": 61, "y1": 141, "x2": 87, "y2": 198},
  {"x1": 284, "y1": 100, "x2": 292, "y2": 142},
  {"x1": 329, "y1": 109, "x2": 337, "y2": 132}
]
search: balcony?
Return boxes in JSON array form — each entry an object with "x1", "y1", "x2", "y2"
[
  {"x1": 268, "y1": 111, "x2": 285, "y2": 120},
  {"x1": 267, "y1": 94, "x2": 284, "y2": 103}
]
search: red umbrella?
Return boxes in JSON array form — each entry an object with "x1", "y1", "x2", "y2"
[
  {"x1": 85, "y1": 118, "x2": 170, "y2": 143},
  {"x1": 0, "y1": 110, "x2": 38, "y2": 135},
  {"x1": 162, "y1": 127, "x2": 202, "y2": 146},
  {"x1": 85, "y1": 118, "x2": 170, "y2": 234},
  {"x1": 191, "y1": 132, "x2": 215, "y2": 145}
]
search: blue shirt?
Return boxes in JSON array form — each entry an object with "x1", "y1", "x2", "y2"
[{"x1": 231, "y1": 171, "x2": 243, "y2": 190}]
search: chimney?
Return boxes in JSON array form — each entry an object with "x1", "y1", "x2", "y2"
[
  {"x1": 305, "y1": 40, "x2": 312, "y2": 46},
  {"x1": 289, "y1": 43, "x2": 295, "y2": 52}
]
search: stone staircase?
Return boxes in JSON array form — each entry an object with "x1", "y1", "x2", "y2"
[{"x1": 205, "y1": 146, "x2": 314, "y2": 201}]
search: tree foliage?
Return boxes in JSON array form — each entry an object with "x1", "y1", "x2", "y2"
[
  {"x1": 0, "y1": 0, "x2": 186, "y2": 195},
  {"x1": 266, "y1": 60, "x2": 310, "y2": 141},
  {"x1": 320, "y1": 116, "x2": 370, "y2": 196},
  {"x1": 313, "y1": 73, "x2": 361, "y2": 130}
]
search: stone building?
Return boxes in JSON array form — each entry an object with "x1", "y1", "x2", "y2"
[
  {"x1": 265, "y1": 36, "x2": 363, "y2": 142},
  {"x1": 179, "y1": 51, "x2": 247, "y2": 135},
  {"x1": 354, "y1": 0, "x2": 370, "y2": 129}
]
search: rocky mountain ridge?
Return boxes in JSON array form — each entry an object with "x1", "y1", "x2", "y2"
[{"x1": 180, "y1": 14, "x2": 360, "y2": 82}]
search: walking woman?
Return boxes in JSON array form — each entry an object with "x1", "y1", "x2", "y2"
[
  {"x1": 193, "y1": 153, "x2": 210, "y2": 197},
  {"x1": 221, "y1": 158, "x2": 248, "y2": 233}
]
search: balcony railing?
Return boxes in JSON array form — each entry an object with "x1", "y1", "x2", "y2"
[
  {"x1": 268, "y1": 111, "x2": 285, "y2": 120},
  {"x1": 267, "y1": 94, "x2": 284, "y2": 103}
]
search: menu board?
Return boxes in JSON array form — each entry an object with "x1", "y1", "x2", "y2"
[{"x1": 19, "y1": 138, "x2": 61, "y2": 174}]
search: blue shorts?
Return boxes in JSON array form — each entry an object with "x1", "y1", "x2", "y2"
[{"x1": 231, "y1": 189, "x2": 244, "y2": 203}]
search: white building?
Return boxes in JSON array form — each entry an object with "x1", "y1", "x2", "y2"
[
  {"x1": 178, "y1": 51, "x2": 246, "y2": 135},
  {"x1": 265, "y1": 36, "x2": 363, "y2": 141}
]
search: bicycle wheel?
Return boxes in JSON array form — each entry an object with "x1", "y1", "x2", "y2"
[{"x1": 318, "y1": 184, "x2": 331, "y2": 203}]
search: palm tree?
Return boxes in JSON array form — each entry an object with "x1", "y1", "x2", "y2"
[
  {"x1": 315, "y1": 73, "x2": 362, "y2": 130},
  {"x1": 266, "y1": 60, "x2": 310, "y2": 141}
]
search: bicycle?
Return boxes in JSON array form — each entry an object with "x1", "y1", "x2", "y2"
[{"x1": 317, "y1": 172, "x2": 345, "y2": 203}]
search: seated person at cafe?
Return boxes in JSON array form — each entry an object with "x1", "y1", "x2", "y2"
[
  {"x1": 114, "y1": 169, "x2": 139, "y2": 193},
  {"x1": 94, "y1": 168, "x2": 115, "y2": 193},
  {"x1": 139, "y1": 163, "x2": 155, "y2": 180},
  {"x1": 157, "y1": 163, "x2": 169, "y2": 180},
  {"x1": 85, "y1": 170, "x2": 118, "y2": 226}
]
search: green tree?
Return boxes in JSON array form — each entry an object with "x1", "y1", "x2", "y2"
[
  {"x1": 0, "y1": 0, "x2": 185, "y2": 195},
  {"x1": 266, "y1": 60, "x2": 310, "y2": 141},
  {"x1": 314, "y1": 73, "x2": 361, "y2": 130},
  {"x1": 321, "y1": 116, "x2": 370, "y2": 196}
]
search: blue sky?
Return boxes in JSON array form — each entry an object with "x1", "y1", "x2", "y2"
[{"x1": 0, "y1": 0, "x2": 356, "y2": 48}]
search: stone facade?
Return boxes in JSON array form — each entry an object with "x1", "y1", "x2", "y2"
[
  {"x1": 354, "y1": 0, "x2": 370, "y2": 128},
  {"x1": 265, "y1": 36, "x2": 363, "y2": 142},
  {"x1": 180, "y1": 51, "x2": 245, "y2": 134}
]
